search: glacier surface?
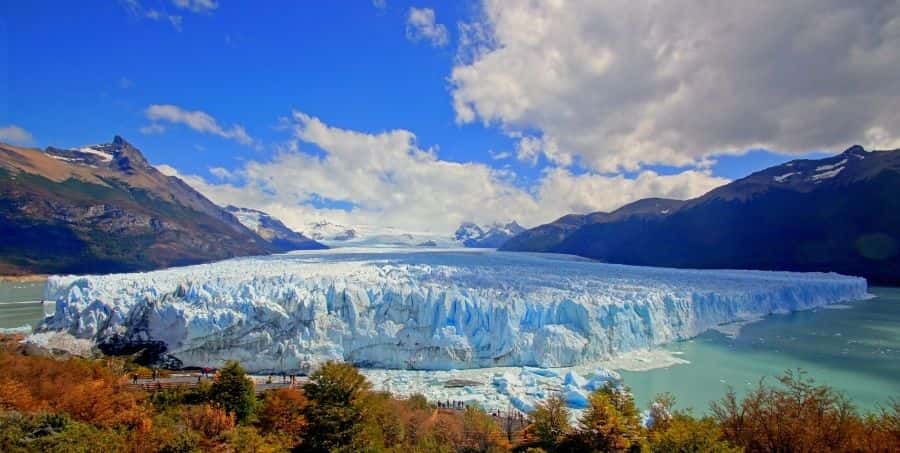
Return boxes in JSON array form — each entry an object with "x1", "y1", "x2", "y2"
[{"x1": 37, "y1": 248, "x2": 868, "y2": 372}]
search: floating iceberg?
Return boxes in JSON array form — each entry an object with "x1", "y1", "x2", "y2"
[{"x1": 38, "y1": 248, "x2": 867, "y2": 372}]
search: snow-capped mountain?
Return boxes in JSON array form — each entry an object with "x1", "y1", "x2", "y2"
[
  {"x1": 454, "y1": 221, "x2": 526, "y2": 248},
  {"x1": 302, "y1": 220, "x2": 359, "y2": 242},
  {"x1": 299, "y1": 218, "x2": 525, "y2": 248},
  {"x1": 225, "y1": 206, "x2": 326, "y2": 252}
]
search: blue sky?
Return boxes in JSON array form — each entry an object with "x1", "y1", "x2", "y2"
[
  {"x1": 2, "y1": 1, "x2": 895, "y2": 231},
  {"x1": 4, "y1": 1, "x2": 532, "y2": 177}
]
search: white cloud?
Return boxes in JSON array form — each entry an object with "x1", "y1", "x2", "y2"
[
  {"x1": 535, "y1": 168, "x2": 729, "y2": 217},
  {"x1": 208, "y1": 166, "x2": 234, "y2": 180},
  {"x1": 155, "y1": 164, "x2": 181, "y2": 177},
  {"x1": 406, "y1": 7, "x2": 449, "y2": 47},
  {"x1": 488, "y1": 150, "x2": 511, "y2": 160},
  {"x1": 372, "y1": 0, "x2": 387, "y2": 10},
  {"x1": 172, "y1": 0, "x2": 218, "y2": 13},
  {"x1": 0, "y1": 125, "x2": 34, "y2": 145},
  {"x1": 157, "y1": 112, "x2": 727, "y2": 233},
  {"x1": 143, "y1": 104, "x2": 255, "y2": 146},
  {"x1": 118, "y1": 77, "x2": 134, "y2": 89},
  {"x1": 452, "y1": 0, "x2": 900, "y2": 172}
]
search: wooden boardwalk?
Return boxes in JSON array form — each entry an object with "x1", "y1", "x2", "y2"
[{"x1": 126, "y1": 375, "x2": 307, "y2": 394}]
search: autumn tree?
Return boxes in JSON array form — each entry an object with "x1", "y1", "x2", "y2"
[
  {"x1": 460, "y1": 405, "x2": 511, "y2": 452},
  {"x1": 645, "y1": 393, "x2": 675, "y2": 432},
  {"x1": 258, "y1": 387, "x2": 307, "y2": 445},
  {"x1": 711, "y1": 369, "x2": 862, "y2": 452},
  {"x1": 185, "y1": 403, "x2": 236, "y2": 439},
  {"x1": 647, "y1": 413, "x2": 738, "y2": 453},
  {"x1": 527, "y1": 393, "x2": 571, "y2": 448},
  {"x1": 0, "y1": 349, "x2": 148, "y2": 429},
  {"x1": 568, "y1": 384, "x2": 644, "y2": 452}
]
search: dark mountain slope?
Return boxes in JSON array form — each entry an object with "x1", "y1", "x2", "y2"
[
  {"x1": 0, "y1": 137, "x2": 272, "y2": 275},
  {"x1": 501, "y1": 198, "x2": 685, "y2": 252},
  {"x1": 502, "y1": 146, "x2": 900, "y2": 284}
]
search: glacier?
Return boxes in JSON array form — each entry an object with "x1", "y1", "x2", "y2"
[{"x1": 37, "y1": 248, "x2": 868, "y2": 373}]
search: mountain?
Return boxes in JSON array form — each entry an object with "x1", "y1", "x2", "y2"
[
  {"x1": 225, "y1": 206, "x2": 326, "y2": 252},
  {"x1": 501, "y1": 199, "x2": 684, "y2": 252},
  {"x1": 0, "y1": 137, "x2": 272, "y2": 275},
  {"x1": 454, "y1": 221, "x2": 526, "y2": 248},
  {"x1": 502, "y1": 145, "x2": 900, "y2": 285},
  {"x1": 302, "y1": 220, "x2": 359, "y2": 242},
  {"x1": 300, "y1": 219, "x2": 461, "y2": 247}
]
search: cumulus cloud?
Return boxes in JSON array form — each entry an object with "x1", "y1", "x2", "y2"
[
  {"x1": 0, "y1": 125, "x2": 34, "y2": 145},
  {"x1": 157, "y1": 112, "x2": 727, "y2": 233},
  {"x1": 143, "y1": 104, "x2": 255, "y2": 146},
  {"x1": 406, "y1": 7, "x2": 449, "y2": 47},
  {"x1": 451, "y1": 0, "x2": 900, "y2": 172},
  {"x1": 536, "y1": 168, "x2": 729, "y2": 216},
  {"x1": 372, "y1": 0, "x2": 386, "y2": 10}
]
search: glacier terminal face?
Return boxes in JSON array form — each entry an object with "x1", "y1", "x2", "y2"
[{"x1": 38, "y1": 249, "x2": 868, "y2": 372}]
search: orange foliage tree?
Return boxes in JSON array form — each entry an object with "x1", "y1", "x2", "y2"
[
  {"x1": 258, "y1": 387, "x2": 308, "y2": 441},
  {"x1": 185, "y1": 403, "x2": 236, "y2": 439},
  {"x1": 0, "y1": 349, "x2": 149, "y2": 429}
]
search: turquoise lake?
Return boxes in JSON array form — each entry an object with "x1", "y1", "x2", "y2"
[
  {"x1": 621, "y1": 286, "x2": 899, "y2": 413},
  {"x1": 1, "y1": 280, "x2": 897, "y2": 413}
]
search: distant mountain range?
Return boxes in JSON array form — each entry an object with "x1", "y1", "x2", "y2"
[
  {"x1": 225, "y1": 206, "x2": 326, "y2": 252},
  {"x1": 300, "y1": 220, "x2": 459, "y2": 248},
  {"x1": 298, "y1": 218, "x2": 527, "y2": 248},
  {"x1": 454, "y1": 221, "x2": 526, "y2": 248},
  {"x1": 503, "y1": 145, "x2": 900, "y2": 285},
  {"x1": 0, "y1": 137, "x2": 318, "y2": 275}
]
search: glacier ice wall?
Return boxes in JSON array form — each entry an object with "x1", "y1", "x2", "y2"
[{"x1": 38, "y1": 249, "x2": 868, "y2": 372}]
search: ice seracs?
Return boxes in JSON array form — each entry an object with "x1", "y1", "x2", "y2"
[{"x1": 37, "y1": 249, "x2": 868, "y2": 373}]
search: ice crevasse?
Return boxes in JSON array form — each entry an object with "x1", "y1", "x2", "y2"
[{"x1": 37, "y1": 248, "x2": 868, "y2": 372}]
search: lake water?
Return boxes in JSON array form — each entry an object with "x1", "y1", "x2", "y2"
[
  {"x1": 620, "y1": 286, "x2": 900, "y2": 413},
  {"x1": 0, "y1": 281, "x2": 47, "y2": 330},
  {"x1": 1, "y1": 280, "x2": 896, "y2": 412}
]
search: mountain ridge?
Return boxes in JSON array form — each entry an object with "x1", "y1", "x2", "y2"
[
  {"x1": 0, "y1": 137, "x2": 274, "y2": 275},
  {"x1": 502, "y1": 146, "x2": 900, "y2": 284}
]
